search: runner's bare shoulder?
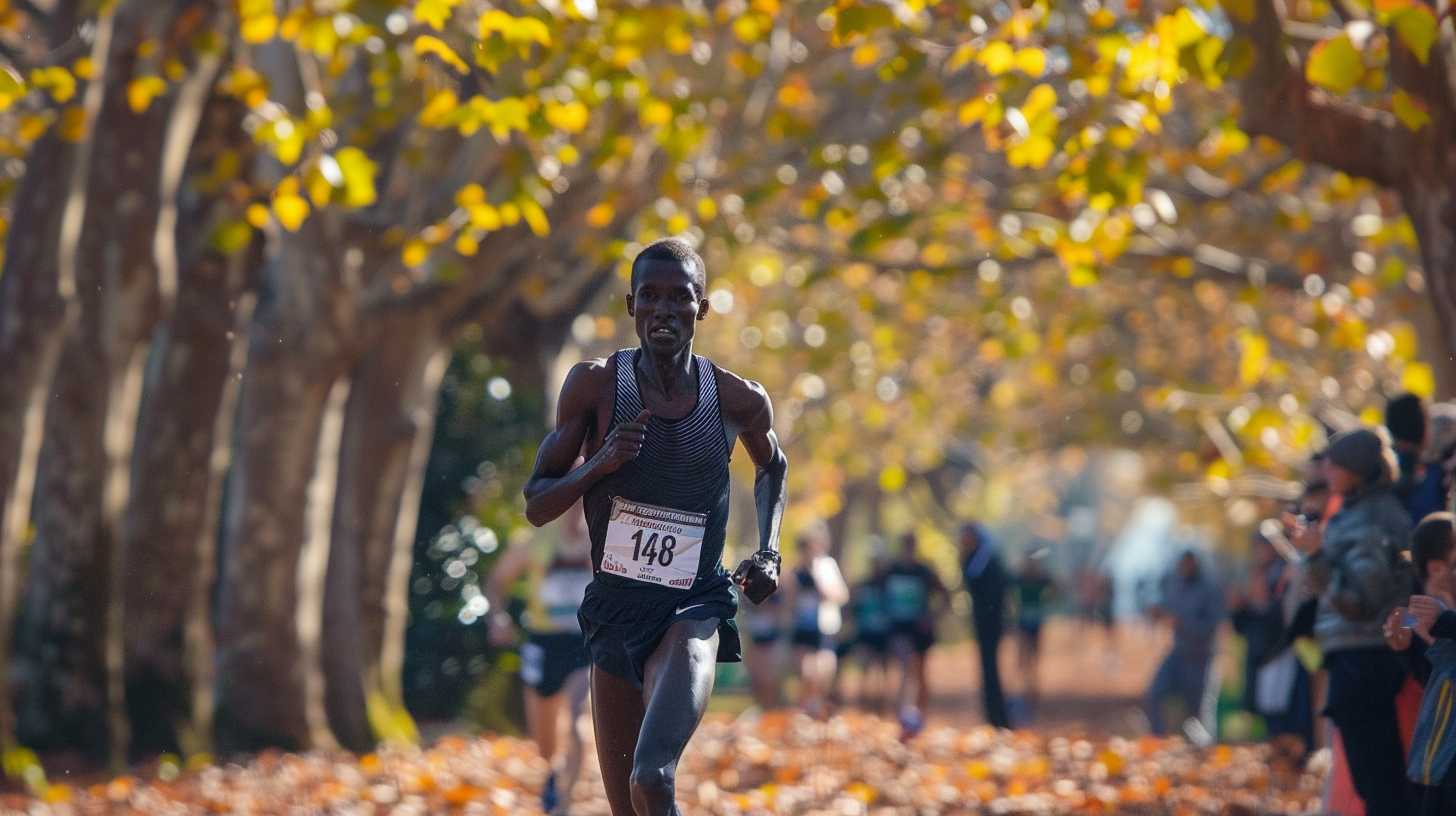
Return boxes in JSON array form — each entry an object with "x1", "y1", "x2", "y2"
[
  {"x1": 713, "y1": 365, "x2": 774, "y2": 434},
  {"x1": 556, "y1": 356, "x2": 614, "y2": 421}
]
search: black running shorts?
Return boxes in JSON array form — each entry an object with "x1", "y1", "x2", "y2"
[{"x1": 577, "y1": 574, "x2": 741, "y2": 688}]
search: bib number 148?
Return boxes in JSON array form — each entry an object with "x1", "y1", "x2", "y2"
[{"x1": 631, "y1": 530, "x2": 677, "y2": 567}]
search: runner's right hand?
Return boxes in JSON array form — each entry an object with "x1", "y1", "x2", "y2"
[{"x1": 595, "y1": 409, "x2": 651, "y2": 474}]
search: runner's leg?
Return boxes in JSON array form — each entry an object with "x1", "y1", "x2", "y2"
[
  {"x1": 631, "y1": 617, "x2": 720, "y2": 816},
  {"x1": 591, "y1": 666, "x2": 645, "y2": 816},
  {"x1": 560, "y1": 668, "x2": 591, "y2": 811},
  {"x1": 526, "y1": 688, "x2": 563, "y2": 766}
]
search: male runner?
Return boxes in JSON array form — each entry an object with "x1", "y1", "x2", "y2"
[
  {"x1": 524, "y1": 238, "x2": 785, "y2": 816},
  {"x1": 884, "y1": 531, "x2": 948, "y2": 737},
  {"x1": 485, "y1": 502, "x2": 593, "y2": 815}
]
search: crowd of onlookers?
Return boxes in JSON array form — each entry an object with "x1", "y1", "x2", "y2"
[{"x1": 1142, "y1": 391, "x2": 1456, "y2": 815}]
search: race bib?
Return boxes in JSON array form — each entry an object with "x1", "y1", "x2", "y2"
[{"x1": 601, "y1": 497, "x2": 705, "y2": 589}]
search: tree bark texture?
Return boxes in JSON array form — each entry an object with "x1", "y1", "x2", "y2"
[
  {"x1": 323, "y1": 325, "x2": 447, "y2": 751},
  {"x1": 119, "y1": 89, "x2": 249, "y2": 760},
  {"x1": 213, "y1": 224, "x2": 356, "y2": 754}
]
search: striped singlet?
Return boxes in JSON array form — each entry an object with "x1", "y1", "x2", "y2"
[{"x1": 583, "y1": 349, "x2": 732, "y2": 597}]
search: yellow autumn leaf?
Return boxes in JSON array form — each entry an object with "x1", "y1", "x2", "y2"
[
  {"x1": 520, "y1": 199, "x2": 550, "y2": 236},
  {"x1": 0, "y1": 66, "x2": 24, "y2": 111},
  {"x1": 414, "y1": 35, "x2": 468, "y2": 73},
  {"x1": 335, "y1": 147, "x2": 377, "y2": 207},
  {"x1": 455, "y1": 233, "x2": 479, "y2": 256},
  {"x1": 1391, "y1": 5, "x2": 1437, "y2": 64},
  {"x1": 455, "y1": 183, "x2": 485, "y2": 208},
  {"x1": 419, "y1": 89, "x2": 459, "y2": 128},
  {"x1": 56, "y1": 106, "x2": 86, "y2": 142},
  {"x1": 415, "y1": 0, "x2": 462, "y2": 31},
  {"x1": 29, "y1": 66, "x2": 75, "y2": 103},
  {"x1": 1392, "y1": 89, "x2": 1431, "y2": 131},
  {"x1": 586, "y1": 202, "x2": 615, "y2": 228},
  {"x1": 557, "y1": 144, "x2": 581, "y2": 165},
  {"x1": 1305, "y1": 35, "x2": 1363, "y2": 94},
  {"x1": 402, "y1": 239, "x2": 429, "y2": 267},
  {"x1": 978, "y1": 41, "x2": 1015, "y2": 75},
  {"x1": 544, "y1": 100, "x2": 589, "y2": 133},
  {"x1": 851, "y1": 43, "x2": 880, "y2": 67},
  {"x1": 498, "y1": 202, "x2": 520, "y2": 226},
  {"x1": 241, "y1": 14, "x2": 278, "y2": 44},
  {"x1": 468, "y1": 203, "x2": 501, "y2": 230},
  {"x1": 272, "y1": 193, "x2": 310, "y2": 231},
  {"x1": 478, "y1": 10, "x2": 551, "y2": 47},
  {"x1": 245, "y1": 203, "x2": 272, "y2": 228},
  {"x1": 1403, "y1": 361, "x2": 1436, "y2": 399},
  {"x1": 71, "y1": 57, "x2": 94, "y2": 80},
  {"x1": 696, "y1": 198, "x2": 717, "y2": 220},
  {"x1": 126, "y1": 75, "x2": 167, "y2": 114},
  {"x1": 640, "y1": 99, "x2": 672, "y2": 127},
  {"x1": 1014, "y1": 47, "x2": 1047, "y2": 76}
]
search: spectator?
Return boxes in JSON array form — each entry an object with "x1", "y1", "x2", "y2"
[
  {"x1": 1388, "y1": 393, "x2": 1448, "y2": 521},
  {"x1": 1230, "y1": 532, "x2": 1312, "y2": 751},
  {"x1": 1296, "y1": 427, "x2": 1414, "y2": 814},
  {"x1": 1385, "y1": 513, "x2": 1456, "y2": 815},
  {"x1": 1144, "y1": 550, "x2": 1224, "y2": 735},
  {"x1": 960, "y1": 523, "x2": 1011, "y2": 729}
]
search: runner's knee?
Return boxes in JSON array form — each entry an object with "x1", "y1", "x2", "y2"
[{"x1": 629, "y1": 762, "x2": 675, "y2": 801}]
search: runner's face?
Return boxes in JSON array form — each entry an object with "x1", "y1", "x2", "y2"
[{"x1": 628, "y1": 259, "x2": 706, "y2": 355}]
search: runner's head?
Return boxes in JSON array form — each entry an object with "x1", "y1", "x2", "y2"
[
  {"x1": 898, "y1": 531, "x2": 917, "y2": 558},
  {"x1": 798, "y1": 522, "x2": 830, "y2": 559},
  {"x1": 627, "y1": 239, "x2": 709, "y2": 355}
]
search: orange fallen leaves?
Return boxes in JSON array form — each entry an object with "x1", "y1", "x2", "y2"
[{"x1": 2, "y1": 711, "x2": 1325, "y2": 815}]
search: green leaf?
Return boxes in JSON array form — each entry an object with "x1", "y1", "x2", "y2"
[
  {"x1": 1392, "y1": 89, "x2": 1431, "y2": 131},
  {"x1": 1391, "y1": 6, "x2": 1437, "y2": 64},
  {"x1": 1305, "y1": 35, "x2": 1363, "y2": 94}
]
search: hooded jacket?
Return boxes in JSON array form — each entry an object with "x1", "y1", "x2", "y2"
[{"x1": 1305, "y1": 482, "x2": 1413, "y2": 653}]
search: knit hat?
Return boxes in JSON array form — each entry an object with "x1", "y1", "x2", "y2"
[{"x1": 1325, "y1": 428, "x2": 1396, "y2": 485}]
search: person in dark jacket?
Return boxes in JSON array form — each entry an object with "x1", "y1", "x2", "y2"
[
  {"x1": 959, "y1": 522, "x2": 1010, "y2": 729},
  {"x1": 1230, "y1": 532, "x2": 1312, "y2": 750},
  {"x1": 1388, "y1": 393, "x2": 1449, "y2": 522},
  {"x1": 1296, "y1": 427, "x2": 1414, "y2": 814},
  {"x1": 1145, "y1": 550, "x2": 1224, "y2": 735}
]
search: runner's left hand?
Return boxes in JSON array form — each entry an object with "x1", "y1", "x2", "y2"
[{"x1": 733, "y1": 552, "x2": 779, "y2": 604}]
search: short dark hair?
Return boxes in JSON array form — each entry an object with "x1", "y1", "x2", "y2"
[
  {"x1": 1386, "y1": 392, "x2": 1427, "y2": 446},
  {"x1": 1412, "y1": 512, "x2": 1456, "y2": 581},
  {"x1": 631, "y1": 239, "x2": 706, "y2": 297}
]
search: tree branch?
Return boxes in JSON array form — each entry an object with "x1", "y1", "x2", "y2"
[{"x1": 1229, "y1": 0, "x2": 1407, "y2": 188}]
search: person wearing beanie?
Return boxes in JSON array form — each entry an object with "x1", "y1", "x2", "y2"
[
  {"x1": 1295, "y1": 426, "x2": 1415, "y2": 812},
  {"x1": 1386, "y1": 393, "x2": 1450, "y2": 521}
]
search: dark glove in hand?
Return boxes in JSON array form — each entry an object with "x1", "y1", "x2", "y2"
[{"x1": 732, "y1": 552, "x2": 779, "y2": 605}]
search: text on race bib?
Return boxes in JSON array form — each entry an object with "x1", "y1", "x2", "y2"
[{"x1": 601, "y1": 497, "x2": 705, "y2": 589}]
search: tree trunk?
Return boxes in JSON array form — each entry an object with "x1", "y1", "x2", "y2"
[
  {"x1": 322, "y1": 326, "x2": 447, "y2": 751},
  {"x1": 8, "y1": 3, "x2": 174, "y2": 762},
  {"x1": 1405, "y1": 185, "x2": 1456, "y2": 401},
  {"x1": 213, "y1": 224, "x2": 355, "y2": 753},
  {"x1": 119, "y1": 83, "x2": 246, "y2": 760},
  {"x1": 0, "y1": 133, "x2": 82, "y2": 752},
  {"x1": 120, "y1": 257, "x2": 252, "y2": 758}
]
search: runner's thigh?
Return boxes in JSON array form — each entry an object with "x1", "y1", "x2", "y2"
[{"x1": 635, "y1": 617, "x2": 720, "y2": 771}]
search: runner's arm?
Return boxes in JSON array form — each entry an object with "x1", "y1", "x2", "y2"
[
  {"x1": 722, "y1": 375, "x2": 787, "y2": 557},
  {"x1": 524, "y1": 361, "x2": 626, "y2": 526},
  {"x1": 483, "y1": 543, "x2": 532, "y2": 641}
]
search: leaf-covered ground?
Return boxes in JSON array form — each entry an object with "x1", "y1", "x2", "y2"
[{"x1": 2, "y1": 711, "x2": 1323, "y2": 815}]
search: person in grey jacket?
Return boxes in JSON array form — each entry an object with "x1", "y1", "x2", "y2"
[
  {"x1": 1144, "y1": 550, "x2": 1224, "y2": 734},
  {"x1": 1295, "y1": 427, "x2": 1414, "y2": 814}
]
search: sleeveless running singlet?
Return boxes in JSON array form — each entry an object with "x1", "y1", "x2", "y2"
[
  {"x1": 525, "y1": 559, "x2": 593, "y2": 635},
  {"x1": 583, "y1": 349, "x2": 732, "y2": 597}
]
